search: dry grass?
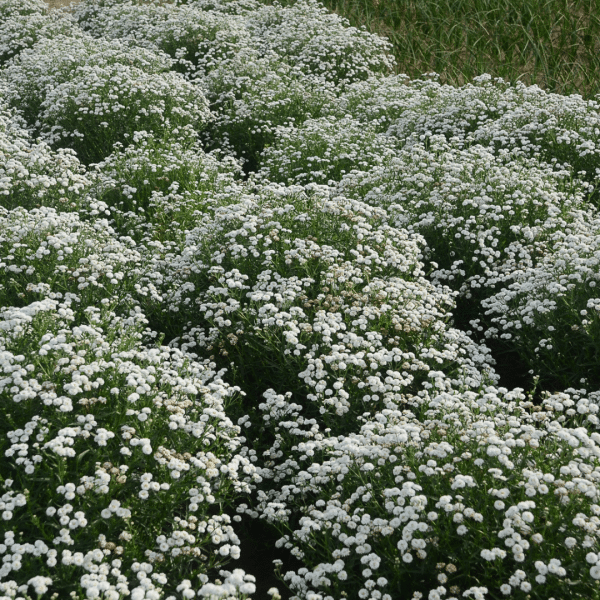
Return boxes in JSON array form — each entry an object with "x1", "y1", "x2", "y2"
[{"x1": 46, "y1": 0, "x2": 79, "y2": 9}]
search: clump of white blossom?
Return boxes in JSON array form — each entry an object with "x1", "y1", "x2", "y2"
[
  {"x1": 1, "y1": 34, "x2": 211, "y2": 164},
  {"x1": 242, "y1": 0, "x2": 396, "y2": 87},
  {"x1": 70, "y1": 0, "x2": 253, "y2": 79},
  {"x1": 0, "y1": 2, "x2": 83, "y2": 65},
  {"x1": 333, "y1": 133, "x2": 588, "y2": 296},
  {"x1": 0, "y1": 297, "x2": 257, "y2": 598},
  {"x1": 200, "y1": 46, "x2": 338, "y2": 171},
  {"x1": 246, "y1": 384, "x2": 600, "y2": 600},
  {"x1": 0, "y1": 205, "x2": 143, "y2": 315},
  {"x1": 254, "y1": 115, "x2": 398, "y2": 186},
  {"x1": 88, "y1": 130, "x2": 243, "y2": 243},
  {"x1": 481, "y1": 209, "x2": 600, "y2": 390},
  {"x1": 334, "y1": 72, "x2": 600, "y2": 201},
  {"x1": 0, "y1": 99, "x2": 91, "y2": 212},
  {"x1": 332, "y1": 133, "x2": 597, "y2": 389},
  {"x1": 141, "y1": 182, "x2": 498, "y2": 434},
  {"x1": 0, "y1": 34, "x2": 174, "y2": 124},
  {"x1": 0, "y1": 0, "x2": 47, "y2": 20},
  {"x1": 3, "y1": 0, "x2": 600, "y2": 598}
]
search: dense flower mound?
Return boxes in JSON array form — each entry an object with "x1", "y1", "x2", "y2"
[
  {"x1": 200, "y1": 47, "x2": 338, "y2": 171},
  {"x1": 0, "y1": 297, "x2": 257, "y2": 599},
  {"x1": 0, "y1": 0, "x2": 47, "y2": 20},
  {"x1": 332, "y1": 135, "x2": 594, "y2": 387},
  {"x1": 481, "y1": 210, "x2": 600, "y2": 390},
  {"x1": 241, "y1": 0, "x2": 395, "y2": 86},
  {"x1": 2, "y1": 0, "x2": 600, "y2": 599},
  {"x1": 254, "y1": 116, "x2": 398, "y2": 186},
  {"x1": 0, "y1": 34, "x2": 174, "y2": 123},
  {"x1": 0, "y1": 34, "x2": 211, "y2": 164},
  {"x1": 332, "y1": 73, "x2": 600, "y2": 200},
  {"x1": 73, "y1": 0, "x2": 395, "y2": 87},
  {"x1": 248, "y1": 387, "x2": 600, "y2": 600},
  {"x1": 140, "y1": 183, "x2": 497, "y2": 430},
  {"x1": 0, "y1": 205, "x2": 144, "y2": 315},
  {"x1": 70, "y1": 0, "x2": 253, "y2": 79},
  {"x1": 69, "y1": 0, "x2": 395, "y2": 170},
  {"x1": 87, "y1": 131, "x2": 243, "y2": 243},
  {"x1": 0, "y1": 3, "x2": 82, "y2": 66},
  {"x1": 0, "y1": 100, "x2": 91, "y2": 211}
]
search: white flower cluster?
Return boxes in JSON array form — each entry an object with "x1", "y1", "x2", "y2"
[
  {"x1": 1, "y1": 34, "x2": 174, "y2": 122},
  {"x1": 197, "y1": 568, "x2": 256, "y2": 599},
  {"x1": 0, "y1": 0, "x2": 47, "y2": 20},
  {"x1": 0, "y1": 205, "x2": 142, "y2": 314},
  {"x1": 0, "y1": 99, "x2": 90, "y2": 211},
  {"x1": 333, "y1": 72, "x2": 600, "y2": 187},
  {"x1": 88, "y1": 130, "x2": 243, "y2": 243},
  {"x1": 255, "y1": 115, "x2": 398, "y2": 186},
  {"x1": 0, "y1": 295, "x2": 256, "y2": 597},
  {"x1": 248, "y1": 384, "x2": 600, "y2": 600},
  {"x1": 75, "y1": 0, "x2": 395, "y2": 86},
  {"x1": 333, "y1": 132, "x2": 597, "y2": 388},
  {"x1": 70, "y1": 0, "x2": 395, "y2": 171},
  {"x1": 200, "y1": 46, "x2": 337, "y2": 170},
  {"x1": 144, "y1": 183, "x2": 497, "y2": 427},
  {"x1": 1, "y1": 34, "x2": 211, "y2": 164},
  {"x1": 71, "y1": 0, "x2": 253, "y2": 78},
  {"x1": 0, "y1": 1, "x2": 83, "y2": 65},
  {"x1": 481, "y1": 211, "x2": 600, "y2": 389},
  {"x1": 242, "y1": 0, "x2": 395, "y2": 86}
]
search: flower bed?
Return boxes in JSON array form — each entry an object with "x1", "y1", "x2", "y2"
[{"x1": 1, "y1": 0, "x2": 600, "y2": 599}]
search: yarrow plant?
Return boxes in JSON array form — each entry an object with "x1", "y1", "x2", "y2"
[
  {"x1": 0, "y1": 99, "x2": 91, "y2": 212},
  {"x1": 71, "y1": 0, "x2": 253, "y2": 79},
  {"x1": 1, "y1": 34, "x2": 211, "y2": 164},
  {"x1": 0, "y1": 0, "x2": 83, "y2": 65},
  {"x1": 2, "y1": 0, "x2": 600, "y2": 598},
  {"x1": 139, "y1": 182, "x2": 498, "y2": 431},
  {"x1": 87, "y1": 130, "x2": 243, "y2": 242},
  {"x1": 0, "y1": 297, "x2": 257, "y2": 599},
  {"x1": 247, "y1": 385, "x2": 600, "y2": 600}
]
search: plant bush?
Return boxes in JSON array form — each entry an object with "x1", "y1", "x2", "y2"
[
  {"x1": 1, "y1": 35, "x2": 210, "y2": 164},
  {"x1": 0, "y1": 8, "x2": 82, "y2": 65},
  {"x1": 88, "y1": 131, "x2": 243, "y2": 243},
  {"x1": 200, "y1": 47, "x2": 337, "y2": 172},
  {"x1": 244, "y1": 0, "x2": 396, "y2": 87},
  {"x1": 140, "y1": 183, "x2": 497, "y2": 438},
  {"x1": 71, "y1": 0, "x2": 252, "y2": 80},
  {"x1": 249, "y1": 385, "x2": 600, "y2": 600},
  {"x1": 0, "y1": 100, "x2": 91, "y2": 212},
  {"x1": 481, "y1": 211, "x2": 600, "y2": 390},
  {"x1": 254, "y1": 116, "x2": 397, "y2": 186},
  {"x1": 0, "y1": 297, "x2": 257, "y2": 600}
]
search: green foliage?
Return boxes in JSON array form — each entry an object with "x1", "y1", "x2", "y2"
[{"x1": 282, "y1": 0, "x2": 600, "y2": 100}]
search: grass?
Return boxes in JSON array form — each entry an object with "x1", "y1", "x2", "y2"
[{"x1": 280, "y1": 0, "x2": 600, "y2": 100}]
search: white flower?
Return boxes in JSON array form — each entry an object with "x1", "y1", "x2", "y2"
[{"x1": 586, "y1": 552, "x2": 599, "y2": 564}]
